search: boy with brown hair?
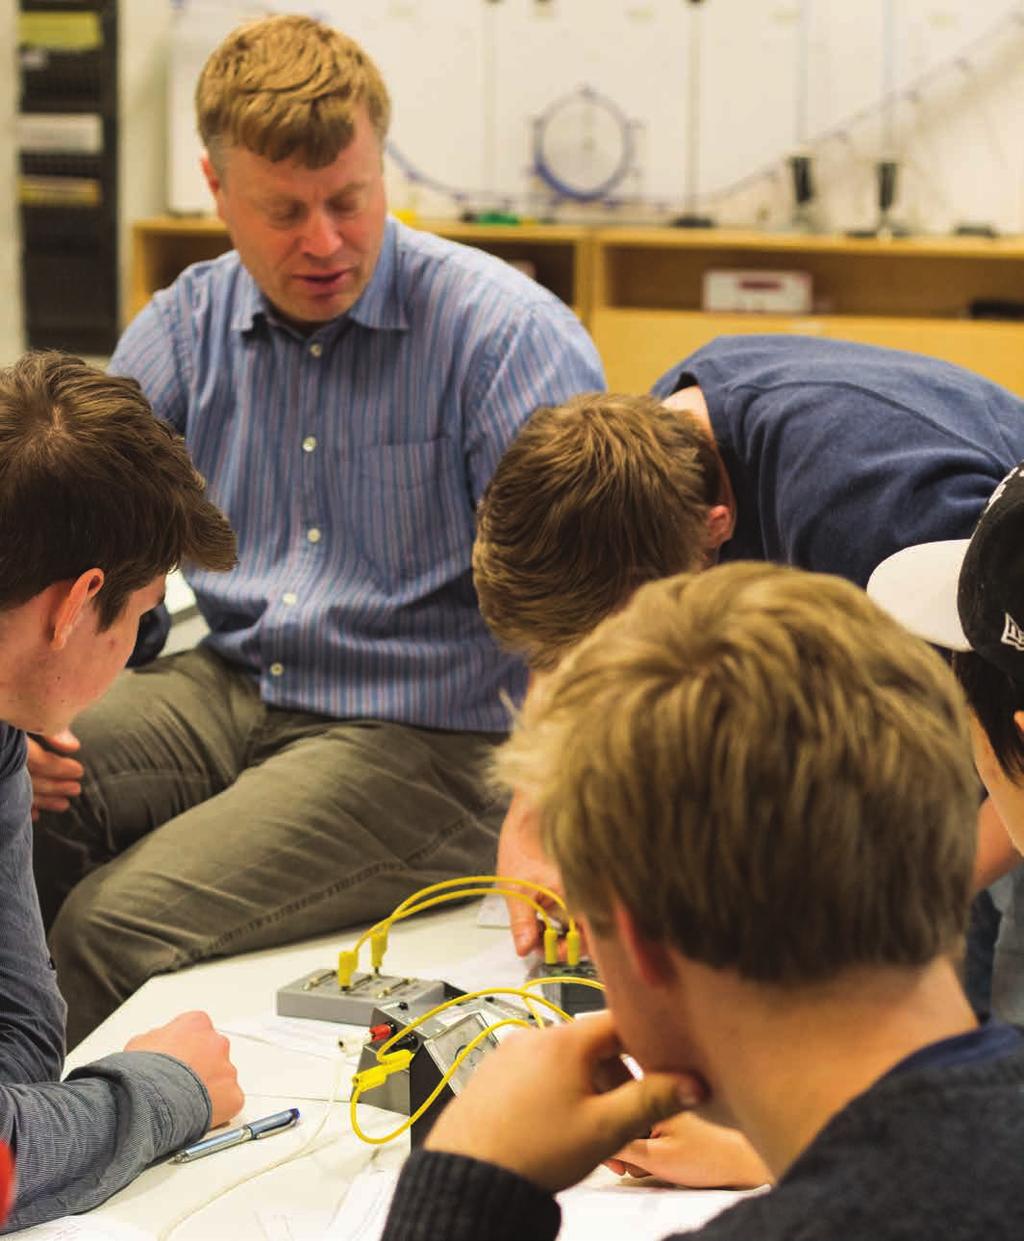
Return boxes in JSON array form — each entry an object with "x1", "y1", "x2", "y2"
[
  {"x1": 382, "y1": 563, "x2": 1024, "y2": 1241},
  {"x1": 32, "y1": 12, "x2": 603, "y2": 1045},
  {"x1": 477, "y1": 337, "x2": 1023, "y2": 1030},
  {"x1": 0, "y1": 352, "x2": 243, "y2": 1232}
]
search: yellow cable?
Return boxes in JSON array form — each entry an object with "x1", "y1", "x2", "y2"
[
  {"x1": 374, "y1": 985, "x2": 572, "y2": 1060},
  {"x1": 520, "y1": 974, "x2": 606, "y2": 995},
  {"x1": 349, "y1": 1017, "x2": 532, "y2": 1146},
  {"x1": 342, "y1": 874, "x2": 581, "y2": 981},
  {"x1": 353, "y1": 887, "x2": 556, "y2": 956},
  {"x1": 350, "y1": 983, "x2": 603, "y2": 1149},
  {"x1": 391, "y1": 874, "x2": 574, "y2": 925}
]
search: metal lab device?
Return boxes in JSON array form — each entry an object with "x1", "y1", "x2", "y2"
[{"x1": 702, "y1": 268, "x2": 813, "y2": 315}]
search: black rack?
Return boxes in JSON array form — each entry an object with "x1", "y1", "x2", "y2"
[{"x1": 18, "y1": 0, "x2": 119, "y2": 355}]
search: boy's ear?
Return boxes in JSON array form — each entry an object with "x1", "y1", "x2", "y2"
[
  {"x1": 50, "y1": 569, "x2": 104, "y2": 650},
  {"x1": 612, "y1": 899, "x2": 676, "y2": 988},
  {"x1": 706, "y1": 503, "x2": 734, "y2": 552},
  {"x1": 1015, "y1": 711, "x2": 1024, "y2": 739}
]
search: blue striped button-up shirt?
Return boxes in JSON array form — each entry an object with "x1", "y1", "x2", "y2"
[{"x1": 110, "y1": 218, "x2": 604, "y2": 731}]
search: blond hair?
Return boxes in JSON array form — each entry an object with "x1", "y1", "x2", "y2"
[
  {"x1": 473, "y1": 393, "x2": 719, "y2": 672},
  {"x1": 196, "y1": 14, "x2": 391, "y2": 172},
  {"x1": 497, "y1": 563, "x2": 976, "y2": 983}
]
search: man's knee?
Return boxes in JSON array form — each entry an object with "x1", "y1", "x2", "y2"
[{"x1": 49, "y1": 871, "x2": 184, "y2": 1024}]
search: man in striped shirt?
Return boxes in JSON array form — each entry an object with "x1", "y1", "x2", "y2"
[{"x1": 30, "y1": 14, "x2": 604, "y2": 1044}]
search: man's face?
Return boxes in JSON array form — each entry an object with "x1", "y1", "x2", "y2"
[
  {"x1": 38, "y1": 576, "x2": 167, "y2": 735},
  {"x1": 204, "y1": 106, "x2": 387, "y2": 329},
  {"x1": 969, "y1": 711, "x2": 1024, "y2": 854}
]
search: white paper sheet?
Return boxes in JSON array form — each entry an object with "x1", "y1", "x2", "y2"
[
  {"x1": 475, "y1": 892, "x2": 512, "y2": 928},
  {"x1": 14, "y1": 1218, "x2": 152, "y2": 1241},
  {"x1": 218, "y1": 1012, "x2": 356, "y2": 1062},
  {"x1": 327, "y1": 1166, "x2": 753, "y2": 1241}
]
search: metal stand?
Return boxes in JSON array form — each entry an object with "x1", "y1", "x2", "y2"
[{"x1": 672, "y1": 0, "x2": 714, "y2": 227}]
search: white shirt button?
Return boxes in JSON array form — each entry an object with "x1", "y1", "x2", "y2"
[
  {"x1": 302, "y1": 436, "x2": 317, "y2": 453},
  {"x1": 269, "y1": 662, "x2": 284, "y2": 677},
  {"x1": 309, "y1": 342, "x2": 323, "y2": 358},
  {"x1": 282, "y1": 591, "x2": 297, "y2": 606},
  {"x1": 307, "y1": 527, "x2": 322, "y2": 543}
]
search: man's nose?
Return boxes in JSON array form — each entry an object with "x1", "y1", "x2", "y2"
[{"x1": 302, "y1": 209, "x2": 342, "y2": 259}]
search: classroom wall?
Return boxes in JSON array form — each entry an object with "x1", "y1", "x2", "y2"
[
  {"x1": 1, "y1": 0, "x2": 23, "y2": 363},
  {"x1": 44, "y1": 0, "x2": 1024, "y2": 330}
]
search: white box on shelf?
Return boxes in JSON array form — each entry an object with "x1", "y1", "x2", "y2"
[{"x1": 702, "y1": 269, "x2": 813, "y2": 314}]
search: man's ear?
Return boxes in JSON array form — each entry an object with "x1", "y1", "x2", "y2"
[
  {"x1": 706, "y1": 503, "x2": 734, "y2": 553},
  {"x1": 1015, "y1": 710, "x2": 1024, "y2": 739},
  {"x1": 611, "y1": 900, "x2": 676, "y2": 988},
  {"x1": 200, "y1": 151, "x2": 225, "y2": 214},
  {"x1": 51, "y1": 569, "x2": 105, "y2": 650}
]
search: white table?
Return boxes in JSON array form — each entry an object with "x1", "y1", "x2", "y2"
[{"x1": 60, "y1": 902, "x2": 517, "y2": 1241}]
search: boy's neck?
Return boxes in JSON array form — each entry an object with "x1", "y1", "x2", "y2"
[{"x1": 692, "y1": 956, "x2": 978, "y2": 1180}]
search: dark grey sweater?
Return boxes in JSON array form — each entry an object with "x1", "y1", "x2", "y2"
[
  {"x1": 0, "y1": 724, "x2": 210, "y2": 1232},
  {"x1": 382, "y1": 1044, "x2": 1024, "y2": 1241}
]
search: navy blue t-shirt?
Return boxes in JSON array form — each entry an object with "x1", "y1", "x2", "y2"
[{"x1": 651, "y1": 335, "x2": 1024, "y2": 586}]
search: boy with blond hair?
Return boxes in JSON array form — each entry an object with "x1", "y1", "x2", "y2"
[{"x1": 382, "y1": 563, "x2": 1024, "y2": 1241}]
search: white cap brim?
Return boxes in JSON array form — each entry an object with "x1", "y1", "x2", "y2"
[{"x1": 866, "y1": 540, "x2": 972, "y2": 652}]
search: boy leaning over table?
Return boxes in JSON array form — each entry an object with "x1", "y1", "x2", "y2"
[{"x1": 0, "y1": 352, "x2": 242, "y2": 1232}]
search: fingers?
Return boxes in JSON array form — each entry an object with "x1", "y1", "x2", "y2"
[
  {"x1": 592, "y1": 1069, "x2": 704, "y2": 1153},
  {"x1": 45, "y1": 729, "x2": 81, "y2": 754},
  {"x1": 32, "y1": 794, "x2": 76, "y2": 815},
  {"x1": 26, "y1": 736, "x2": 84, "y2": 816},
  {"x1": 567, "y1": 1008, "x2": 624, "y2": 1062},
  {"x1": 612, "y1": 1137, "x2": 653, "y2": 1172},
  {"x1": 603, "y1": 1155, "x2": 650, "y2": 1177},
  {"x1": 507, "y1": 898, "x2": 543, "y2": 956},
  {"x1": 26, "y1": 739, "x2": 84, "y2": 783}
]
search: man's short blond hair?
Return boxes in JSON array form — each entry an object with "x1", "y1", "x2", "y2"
[
  {"x1": 196, "y1": 14, "x2": 391, "y2": 172},
  {"x1": 497, "y1": 563, "x2": 977, "y2": 983},
  {"x1": 473, "y1": 393, "x2": 719, "y2": 672}
]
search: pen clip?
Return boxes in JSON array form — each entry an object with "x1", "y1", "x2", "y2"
[{"x1": 248, "y1": 1107, "x2": 300, "y2": 1139}]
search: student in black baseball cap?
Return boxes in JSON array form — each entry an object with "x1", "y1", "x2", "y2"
[{"x1": 869, "y1": 461, "x2": 1024, "y2": 1016}]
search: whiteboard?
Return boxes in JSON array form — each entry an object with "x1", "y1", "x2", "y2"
[{"x1": 167, "y1": 0, "x2": 1024, "y2": 235}]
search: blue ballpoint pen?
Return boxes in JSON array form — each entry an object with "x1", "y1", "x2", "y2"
[{"x1": 169, "y1": 1107, "x2": 300, "y2": 1164}]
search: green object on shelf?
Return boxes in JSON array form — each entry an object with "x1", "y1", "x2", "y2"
[{"x1": 472, "y1": 211, "x2": 521, "y2": 226}]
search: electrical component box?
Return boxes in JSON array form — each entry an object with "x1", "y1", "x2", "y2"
[
  {"x1": 275, "y1": 969, "x2": 448, "y2": 1026},
  {"x1": 527, "y1": 959, "x2": 605, "y2": 1016},
  {"x1": 355, "y1": 995, "x2": 525, "y2": 1145},
  {"x1": 702, "y1": 268, "x2": 812, "y2": 314}
]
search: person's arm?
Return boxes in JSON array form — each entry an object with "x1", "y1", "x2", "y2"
[
  {"x1": 0, "y1": 757, "x2": 239, "y2": 1232},
  {"x1": 2, "y1": 1050, "x2": 210, "y2": 1233},
  {"x1": 464, "y1": 301, "x2": 605, "y2": 505},
  {"x1": 974, "y1": 795, "x2": 1021, "y2": 891},
  {"x1": 382, "y1": 1012, "x2": 702, "y2": 1241},
  {"x1": 498, "y1": 789, "x2": 570, "y2": 956}
]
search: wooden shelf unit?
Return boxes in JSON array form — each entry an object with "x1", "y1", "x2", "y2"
[
  {"x1": 129, "y1": 216, "x2": 593, "y2": 324},
  {"x1": 129, "y1": 219, "x2": 1024, "y2": 395},
  {"x1": 591, "y1": 227, "x2": 1024, "y2": 393}
]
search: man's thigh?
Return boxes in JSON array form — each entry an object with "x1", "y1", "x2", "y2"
[
  {"x1": 33, "y1": 647, "x2": 261, "y2": 925},
  {"x1": 55, "y1": 720, "x2": 506, "y2": 990}
]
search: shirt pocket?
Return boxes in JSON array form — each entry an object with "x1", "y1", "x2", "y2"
[{"x1": 351, "y1": 437, "x2": 474, "y2": 597}]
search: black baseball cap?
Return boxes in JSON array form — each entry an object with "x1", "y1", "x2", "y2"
[{"x1": 867, "y1": 461, "x2": 1024, "y2": 683}]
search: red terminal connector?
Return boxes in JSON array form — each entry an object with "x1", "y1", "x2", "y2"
[{"x1": 368, "y1": 1022, "x2": 395, "y2": 1044}]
